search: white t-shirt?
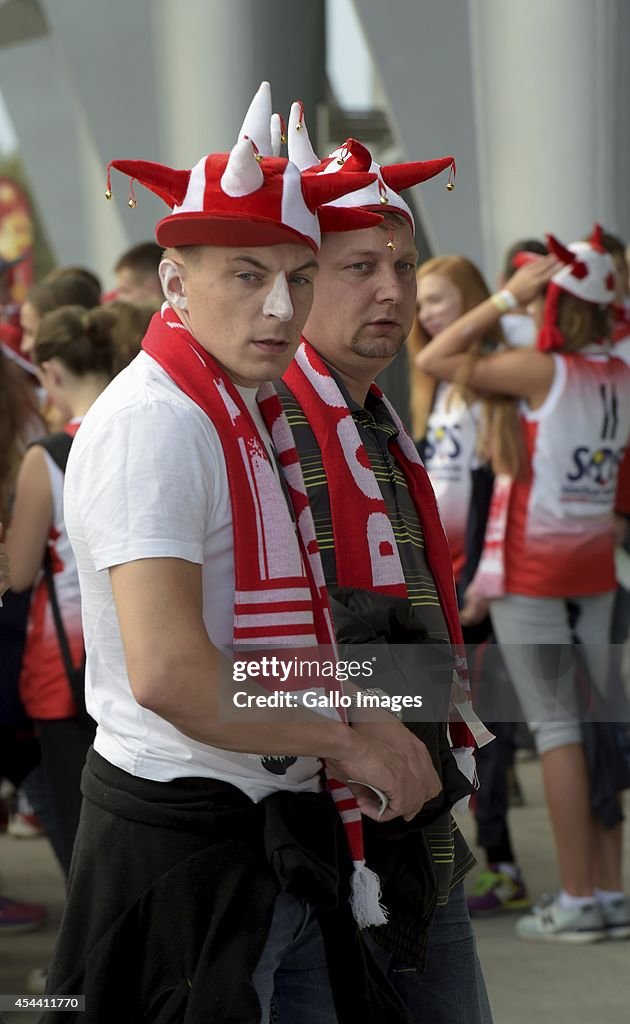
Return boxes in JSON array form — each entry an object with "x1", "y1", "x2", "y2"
[
  {"x1": 501, "y1": 313, "x2": 536, "y2": 349},
  {"x1": 63, "y1": 351, "x2": 322, "y2": 799},
  {"x1": 423, "y1": 382, "x2": 480, "y2": 580}
]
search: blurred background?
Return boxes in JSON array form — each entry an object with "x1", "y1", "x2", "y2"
[
  {"x1": 3, "y1": 0, "x2": 628, "y2": 415},
  {"x1": 1, "y1": 0, "x2": 629, "y2": 288}
]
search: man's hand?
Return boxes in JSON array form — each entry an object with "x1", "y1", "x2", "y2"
[
  {"x1": 327, "y1": 719, "x2": 442, "y2": 823},
  {"x1": 0, "y1": 524, "x2": 10, "y2": 598}
]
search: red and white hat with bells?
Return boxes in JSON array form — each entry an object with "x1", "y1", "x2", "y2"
[
  {"x1": 287, "y1": 100, "x2": 456, "y2": 234},
  {"x1": 538, "y1": 224, "x2": 616, "y2": 352},
  {"x1": 104, "y1": 82, "x2": 376, "y2": 253}
]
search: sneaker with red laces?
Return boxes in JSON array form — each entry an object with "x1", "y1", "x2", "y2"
[
  {"x1": 0, "y1": 896, "x2": 47, "y2": 934},
  {"x1": 467, "y1": 865, "x2": 530, "y2": 916}
]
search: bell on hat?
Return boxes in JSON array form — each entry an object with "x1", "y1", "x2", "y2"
[
  {"x1": 287, "y1": 99, "x2": 456, "y2": 234},
  {"x1": 104, "y1": 82, "x2": 376, "y2": 253},
  {"x1": 538, "y1": 224, "x2": 616, "y2": 352}
]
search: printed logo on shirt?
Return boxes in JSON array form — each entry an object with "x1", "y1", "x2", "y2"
[
  {"x1": 566, "y1": 445, "x2": 626, "y2": 489},
  {"x1": 423, "y1": 424, "x2": 462, "y2": 471},
  {"x1": 563, "y1": 382, "x2": 625, "y2": 497}
]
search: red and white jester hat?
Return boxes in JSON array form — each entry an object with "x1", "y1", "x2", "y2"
[
  {"x1": 538, "y1": 223, "x2": 616, "y2": 352},
  {"x1": 104, "y1": 83, "x2": 376, "y2": 253},
  {"x1": 287, "y1": 100, "x2": 456, "y2": 234}
]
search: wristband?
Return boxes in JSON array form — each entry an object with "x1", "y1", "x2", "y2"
[{"x1": 489, "y1": 289, "x2": 518, "y2": 314}]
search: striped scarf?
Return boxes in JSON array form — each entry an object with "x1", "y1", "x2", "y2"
[
  {"x1": 283, "y1": 341, "x2": 484, "y2": 759},
  {"x1": 142, "y1": 307, "x2": 386, "y2": 927}
]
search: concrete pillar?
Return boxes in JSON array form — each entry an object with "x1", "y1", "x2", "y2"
[
  {"x1": 353, "y1": 0, "x2": 630, "y2": 281},
  {"x1": 0, "y1": 33, "x2": 128, "y2": 276},
  {"x1": 1, "y1": 0, "x2": 326, "y2": 285},
  {"x1": 470, "y1": 0, "x2": 630, "y2": 277},
  {"x1": 352, "y1": 0, "x2": 484, "y2": 265},
  {"x1": 152, "y1": 0, "x2": 326, "y2": 165},
  {"x1": 38, "y1": 0, "x2": 166, "y2": 267}
]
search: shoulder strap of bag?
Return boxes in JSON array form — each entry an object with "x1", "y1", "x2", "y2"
[
  {"x1": 37, "y1": 431, "x2": 89, "y2": 716},
  {"x1": 35, "y1": 432, "x2": 74, "y2": 473}
]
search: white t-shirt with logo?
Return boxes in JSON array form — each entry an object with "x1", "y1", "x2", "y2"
[
  {"x1": 423, "y1": 382, "x2": 480, "y2": 580},
  {"x1": 63, "y1": 352, "x2": 322, "y2": 800},
  {"x1": 504, "y1": 351, "x2": 630, "y2": 596}
]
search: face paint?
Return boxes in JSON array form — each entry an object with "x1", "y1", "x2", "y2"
[
  {"x1": 159, "y1": 258, "x2": 188, "y2": 310},
  {"x1": 262, "y1": 272, "x2": 294, "y2": 322}
]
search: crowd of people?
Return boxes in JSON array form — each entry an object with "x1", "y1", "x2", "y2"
[{"x1": 0, "y1": 80, "x2": 628, "y2": 1022}]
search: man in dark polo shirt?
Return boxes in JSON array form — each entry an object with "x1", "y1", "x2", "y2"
[{"x1": 277, "y1": 110, "x2": 493, "y2": 1024}]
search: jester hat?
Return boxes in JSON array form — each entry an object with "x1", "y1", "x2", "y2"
[
  {"x1": 287, "y1": 100, "x2": 455, "y2": 234},
  {"x1": 538, "y1": 224, "x2": 616, "y2": 351},
  {"x1": 105, "y1": 83, "x2": 376, "y2": 253}
]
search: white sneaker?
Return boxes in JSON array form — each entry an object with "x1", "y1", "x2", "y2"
[
  {"x1": 516, "y1": 894, "x2": 605, "y2": 943},
  {"x1": 599, "y1": 896, "x2": 630, "y2": 940}
]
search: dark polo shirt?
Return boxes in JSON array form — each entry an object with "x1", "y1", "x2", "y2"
[{"x1": 277, "y1": 366, "x2": 475, "y2": 904}]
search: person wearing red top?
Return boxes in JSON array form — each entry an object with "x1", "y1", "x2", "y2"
[
  {"x1": 417, "y1": 227, "x2": 630, "y2": 944},
  {"x1": 6, "y1": 304, "x2": 117, "y2": 875}
]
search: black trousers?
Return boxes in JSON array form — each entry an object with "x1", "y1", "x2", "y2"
[{"x1": 34, "y1": 716, "x2": 96, "y2": 877}]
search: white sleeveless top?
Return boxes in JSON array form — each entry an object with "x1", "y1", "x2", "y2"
[
  {"x1": 505, "y1": 351, "x2": 630, "y2": 596},
  {"x1": 423, "y1": 382, "x2": 480, "y2": 581}
]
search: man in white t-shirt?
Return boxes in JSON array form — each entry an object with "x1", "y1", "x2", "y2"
[{"x1": 42, "y1": 85, "x2": 441, "y2": 1024}]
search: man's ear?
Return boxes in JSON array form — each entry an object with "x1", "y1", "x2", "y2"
[{"x1": 159, "y1": 258, "x2": 188, "y2": 310}]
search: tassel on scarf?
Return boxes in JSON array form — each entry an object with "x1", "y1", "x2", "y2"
[{"x1": 350, "y1": 861, "x2": 389, "y2": 928}]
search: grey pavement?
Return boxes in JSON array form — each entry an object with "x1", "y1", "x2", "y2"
[{"x1": 0, "y1": 758, "x2": 629, "y2": 1023}]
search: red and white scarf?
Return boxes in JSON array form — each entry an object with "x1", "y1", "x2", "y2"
[
  {"x1": 142, "y1": 308, "x2": 386, "y2": 927},
  {"x1": 283, "y1": 341, "x2": 483, "y2": 760},
  {"x1": 468, "y1": 473, "x2": 513, "y2": 599}
]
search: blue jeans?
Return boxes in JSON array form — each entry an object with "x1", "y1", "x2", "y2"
[
  {"x1": 252, "y1": 891, "x2": 338, "y2": 1024},
  {"x1": 368, "y1": 883, "x2": 493, "y2": 1024}
]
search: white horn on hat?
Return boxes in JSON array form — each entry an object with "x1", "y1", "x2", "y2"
[
  {"x1": 287, "y1": 101, "x2": 319, "y2": 171},
  {"x1": 221, "y1": 138, "x2": 264, "y2": 197},
  {"x1": 270, "y1": 113, "x2": 284, "y2": 157},
  {"x1": 237, "y1": 80, "x2": 273, "y2": 157}
]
